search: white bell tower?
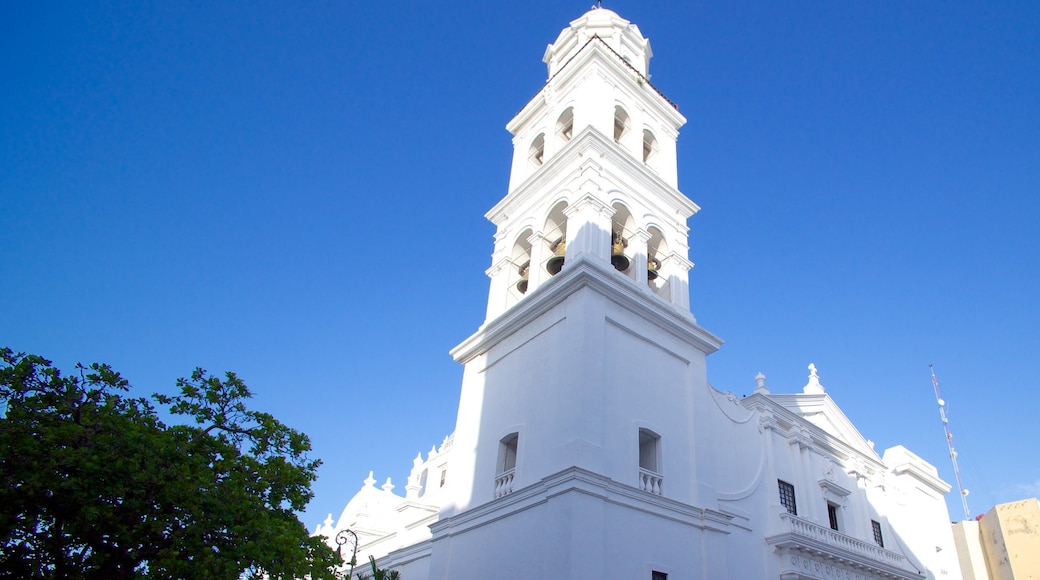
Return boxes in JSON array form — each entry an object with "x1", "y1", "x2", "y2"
[{"x1": 427, "y1": 8, "x2": 728, "y2": 578}]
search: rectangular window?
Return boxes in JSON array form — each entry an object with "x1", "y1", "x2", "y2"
[
  {"x1": 872, "y1": 520, "x2": 884, "y2": 547},
  {"x1": 651, "y1": 572, "x2": 667, "y2": 580},
  {"x1": 827, "y1": 503, "x2": 840, "y2": 531},
  {"x1": 778, "y1": 480, "x2": 797, "y2": 515}
]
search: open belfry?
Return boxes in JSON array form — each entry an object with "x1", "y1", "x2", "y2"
[{"x1": 316, "y1": 8, "x2": 963, "y2": 579}]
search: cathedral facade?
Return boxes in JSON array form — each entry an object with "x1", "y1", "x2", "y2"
[{"x1": 314, "y1": 8, "x2": 962, "y2": 579}]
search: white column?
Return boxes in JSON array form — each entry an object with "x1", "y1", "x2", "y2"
[
  {"x1": 563, "y1": 193, "x2": 614, "y2": 268},
  {"x1": 631, "y1": 228, "x2": 651, "y2": 287},
  {"x1": 484, "y1": 258, "x2": 510, "y2": 321},
  {"x1": 527, "y1": 231, "x2": 548, "y2": 291}
]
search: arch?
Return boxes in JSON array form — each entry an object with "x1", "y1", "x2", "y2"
[
  {"x1": 543, "y1": 201, "x2": 569, "y2": 276},
  {"x1": 642, "y1": 129, "x2": 658, "y2": 164},
  {"x1": 646, "y1": 226, "x2": 670, "y2": 297},
  {"x1": 509, "y1": 228, "x2": 534, "y2": 296},
  {"x1": 556, "y1": 107, "x2": 574, "y2": 146},
  {"x1": 528, "y1": 133, "x2": 545, "y2": 169},
  {"x1": 610, "y1": 202, "x2": 635, "y2": 275},
  {"x1": 613, "y1": 105, "x2": 630, "y2": 144}
]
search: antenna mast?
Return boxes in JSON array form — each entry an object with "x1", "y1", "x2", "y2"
[{"x1": 930, "y1": 364, "x2": 971, "y2": 520}]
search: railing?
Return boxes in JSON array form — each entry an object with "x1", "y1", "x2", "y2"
[
  {"x1": 495, "y1": 468, "x2": 515, "y2": 498},
  {"x1": 777, "y1": 513, "x2": 913, "y2": 571},
  {"x1": 638, "y1": 468, "x2": 663, "y2": 495}
]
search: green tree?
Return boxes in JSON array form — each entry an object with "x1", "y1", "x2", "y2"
[{"x1": 0, "y1": 348, "x2": 341, "y2": 579}]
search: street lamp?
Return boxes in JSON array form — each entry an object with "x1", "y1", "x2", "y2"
[{"x1": 335, "y1": 529, "x2": 359, "y2": 579}]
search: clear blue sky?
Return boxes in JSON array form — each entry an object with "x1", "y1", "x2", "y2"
[{"x1": 3, "y1": 1, "x2": 1038, "y2": 527}]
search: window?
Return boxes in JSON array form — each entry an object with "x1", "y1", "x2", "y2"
[
  {"x1": 613, "y1": 106, "x2": 630, "y2": 143},
  {"x1": 651, "y1": 572, "x2": 667, "y2": 580},
  {"x1": 498, "y1": 433, "x2": 518, "y2": 473},
  {"x1": 827, "y1": 502, "x2": 840, "y2": 531},
  {"x1": 556, "y1": 108, "x2": 574, "y2": 144},
  {"x1": 642, "y1": 129, "x2": 657, "y2": 164},
  {"x1": 439, "y1": 470, "x2": 446, "y2": 487},
  {"x1": 418, "y1": 469, "x2": 428, "y2": 498},
  {"x1": 872, "y1": 520, "x2": 885, "y2": 547},
  {"x1": 528, "y1": 133, "x2": 545, "y2": 168},
  {"x1": 778, "y1": 480, "x2": 797, "y2": 515},
  {"x1": 638, "y1": 429, "x2": 659, "y2": 472}
]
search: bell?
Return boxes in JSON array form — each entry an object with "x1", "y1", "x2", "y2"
[
  {"x1": 647, "y1": 257, "x2": 660, "y2": 280},
  {"x1": 546, "y1": 238, "x2": 566, "y2": 275},
  {"x1": 611, "y1": 232, "x2": 630, "y2": 272},
  {"x1": 515, "y1": 261, "x2": 530, "y2": 294}
]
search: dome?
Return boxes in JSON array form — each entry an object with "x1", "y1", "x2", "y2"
[{"x1": 543, "y1": 7, "x2": 652, "y2": 79}]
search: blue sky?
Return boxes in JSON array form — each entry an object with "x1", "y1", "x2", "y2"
[{"x1": 3, "y1": 1, "x2": 1038, "y2": 527}]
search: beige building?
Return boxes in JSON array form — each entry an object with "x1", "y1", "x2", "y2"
[{"x1": 952, "y1": 498, "x2": 1040, "y2": 580}]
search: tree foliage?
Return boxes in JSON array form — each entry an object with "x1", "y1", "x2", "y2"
[{"x1": 0, "y1": 348, "x2": 341, "y2": 579}]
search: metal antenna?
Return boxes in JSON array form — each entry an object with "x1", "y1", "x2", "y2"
[{"x1": 930, "y1": 364, "x2": 971, "y2": 520}]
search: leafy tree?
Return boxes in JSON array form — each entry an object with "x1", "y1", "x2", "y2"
[{"x1": 0, "y1": 348, "x2": 341, "y2": 579}]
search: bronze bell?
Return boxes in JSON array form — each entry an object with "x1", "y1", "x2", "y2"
[
  {"x1": 647, "y1": 257, "x2": 661, "y2": 280},
  {"x1": 546, "y1": 238, "x2": 566, "y2": 275},
  {"x1": 611, "y1": 231, "x2": 630, "y2": 272},
  {"x1": 516, "y1": 260, "x2": 530, "y2": 294}
]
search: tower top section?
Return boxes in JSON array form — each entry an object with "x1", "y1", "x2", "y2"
[{"x1": 544, "y1": 7, "x2": 652, "y2": 79}]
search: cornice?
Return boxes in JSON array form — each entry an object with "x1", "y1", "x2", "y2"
[
  {"x1": 451, "y1": 254, "x2": 721, "y2": 364},
  {"x1": 487, "y1": 128, "x2": 698, "y2": 230},
  {"x1": 509, "y1": 36, "x2": 685, "y2": 136},
  {"x1": 741, "y1": 394, "x2": 888, "y2": 473},
  {"x1": 429, "y1": 466, "x2": 734, "y2": 540}
]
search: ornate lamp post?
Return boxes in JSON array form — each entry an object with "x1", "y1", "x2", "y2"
[{"x1": 335, "y1": 529, "x2": 359, "y2": 579}]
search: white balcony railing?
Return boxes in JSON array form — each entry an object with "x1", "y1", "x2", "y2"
[
  {"x1": 772, "y1": 512, "x2": 917, "y2": 573},
  {"x1": 495, "y1": 468, "x2": 515, "y2": 498},
  {"x1": 638, "y1": 468, "x2": 663, "y2": 495}
]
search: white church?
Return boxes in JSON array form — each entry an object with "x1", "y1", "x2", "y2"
[{"x1": 314, "y1": 8, "x2": 963, "y2": 579}]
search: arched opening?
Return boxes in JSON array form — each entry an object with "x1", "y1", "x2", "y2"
[
  {"x1": 610, "y1": 202, "x2": 635, "y2": 275},
  {"x1": 418, "y1": 468, "x2": 429, "y2": 498},
  {"x1": 556, "y1": 107, "x2": 574, "y2": 145},
  {"x1": 509, "y1": 228, "x2": 533, "y2": 297},
  {"x1": 642, "y1": 129, "x2": 658, "y2": 164},
  {"x1": 543, "y1": 202, "x2": 568, "y2": 276},
  {"x1": 528, "y1": 133, "x2": 545, "y2": 169},
  {"x1": 613, "y1": 106, "x2": 630, "y2": 144},
  {"x1": 646, "y1": 226, "x2": 669, "y2": 298}
]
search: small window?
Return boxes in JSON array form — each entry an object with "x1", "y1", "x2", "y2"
[
  {"x1": 528, "y1": 134, "x2": 545, "y2": 168},
  {"x1": 827, "y1": 502, "x2": 840, "y2": 531},
  {"x1": 651, "y1": 572, "x2": 667, "y2": 580},
  {"x1": 638, "y1": 429, "x2": 660, "y2": 472},
  {"x1": 613, "y1": 106, "x2": 630, "y2": 143},
  {"x1": 418, "y1": 469, "x2": 428, "y2": 498},
  {"x1": 439, "y1": 470, "x2": 446, "y2": 487},
  {"x1": 556, "y1": 108, "x2": 574, "y2": 144},
  {"x1": 498, "y1": 433, "x2": 519, "y2": 473},
  {"x1": 872, "y1": 520, "x2": 884, "y2": 547},
  {"x1": 778, "y1": 480, "x2": 797, "y2": 515},
  {"x1": 642, "y1": 129, "x2": 658, "y2": 164}
]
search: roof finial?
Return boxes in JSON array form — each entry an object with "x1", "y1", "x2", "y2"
[{"x1": 803, "y1": 362, "x2": 825, "y2": 394}]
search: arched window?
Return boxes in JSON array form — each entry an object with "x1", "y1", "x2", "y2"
[
  {"x1": 613, "y1": 106, "x2": 630, "y2": 144},
  {"x1": 528, "y1": 133, "x2": 545, "y2": 169},
  {"x1": 556, "y1": 108, "x2": 574, "y2": 144},
  {"x1": 544, "y1": 201, "x2": 568, "y2": 276},
  {"x1": 642, "y1": 129, "x2": 658, "y2": 164}
]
